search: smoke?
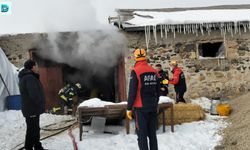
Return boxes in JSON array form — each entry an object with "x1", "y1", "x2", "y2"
[{"x1": 37, "y1": 29, "x2": 127, "y2": 79}]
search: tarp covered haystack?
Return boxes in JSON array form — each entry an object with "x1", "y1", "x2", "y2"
[{"x1": 0, "y1": 47, "x2": 20, "y2": 111}]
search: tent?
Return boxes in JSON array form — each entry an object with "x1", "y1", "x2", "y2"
[{"x1": 0, "y1": 47, "x2": 20, "y2": 111}]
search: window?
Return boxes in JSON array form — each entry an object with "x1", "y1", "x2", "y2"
[{"x1": 198, "y1": 42, "x2": 225, "y2": 59}]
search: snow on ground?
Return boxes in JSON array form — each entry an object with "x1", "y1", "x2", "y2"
[
  {"x1": 191, "y1": 97, "x2": 211, "y2": 111},
  {"x1": 0, "y1": 97, "x2": 227, "y2": 150},
  {"x1": 42, "y1": 114, "x2": 227, "y2": 150},
  {"x1": 0, "y1": 110, "x2": 72, "y2": 150},
  {"x1": 0, "y1": 98, "x2": 227, "y2": 150}
]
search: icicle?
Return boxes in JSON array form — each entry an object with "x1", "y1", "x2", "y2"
[
  {"x1": 145, "y1": 26, "x2": 151, "y2": 50},
  {"x1": 160, "y1": 25, "x2": 163, "y2": 38},
  {"x1": 248, "y1": 22, "x2": 250, "y2": 31},
  {"x1": 145, "y1": 26, "x2": 149, "y2": 50},
  {"x1": 188, "y1": 24, "x2": 191, "y2": 34},
  {"x1": 174, "y1": 26, "x2": 176, "y2": 38},
  {"x1": 234, "y1": 22, "x2": 238, "y2": 34},
  {"x1": 171, "y1": 26, "x2": 176, "y2": 38},
  {"x1": 226, "y1": 23, "x2": 229, "y2": 33},
  {"x1": 153, "y1": 25, "x2": 157, "y2": 44},
  {"x1": 243, "y1": 23, "x2": 247, "y2": 33},
  {"x1": 165, "y1": 25, "x2": 168, "y2": 39},
  {"x1": 183, "y1": 24, "x2": 186, "y2": 34},
  {"x1": 238, "y1": 22, "x2": 241, "y2": 35},
  {"x1": 223, "y1": 28, "x2": 226, "y2": 43},
  {"x1": 209, "y1": 23, "x2": 212, "y2": 35},
  {"x1": 195, "y1": 24, "x2": 198, "y2": 36},
  {"x1": 191, "y1": 24, "x2": 194, "y2": 34},
  {"x1": 220, "y1": 23, "x2": 223, "y2": 36},
  {"x1": 230, "y1": 23, "x2": 233, "y2": 37},
  {"x1": 200, "y1": 24, "x2": 204, "y2": 35}
]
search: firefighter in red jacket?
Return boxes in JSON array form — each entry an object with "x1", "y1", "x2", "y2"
[
  {"x1": 167, "y1": 60, "x2": 187, "y2": 103},
  {"x1": 127, "y1": 48, "x2": 160, "y2": 150}
]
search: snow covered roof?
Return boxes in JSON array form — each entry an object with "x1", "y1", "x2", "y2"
[
  {"x1": 111, "y1": 6, "x2": 250, "y2": 49},
  {"x1": 126, "y1": 9, "x2": 250, "y2": 27}
]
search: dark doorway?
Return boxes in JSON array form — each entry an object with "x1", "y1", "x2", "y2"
[
  {"x1": 29, "y1": 49, "x2": 126, "y2": 111},
  {"x1": 62, "y1": 64, "x2": 116, "y2": 103},
  {"x1": 198, "y1": 42, "x2": 225, "y2": 58}
]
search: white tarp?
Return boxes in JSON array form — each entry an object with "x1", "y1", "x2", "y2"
[
  {"x1": 127, "y1": 9, "x2": 250, "y2": 26},
  {"x1": 0, "y1": 47, "x2": 20, "y2": 111}
]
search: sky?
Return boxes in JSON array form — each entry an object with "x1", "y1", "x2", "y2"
[{"x1": 1, "y1": 0, "x2": 250, "y2": 34}]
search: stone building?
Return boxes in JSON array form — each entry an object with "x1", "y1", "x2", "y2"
[
  {"x1": 110, "y1": 5, "x2": 250, "y2": 99},
  {"x1": 1, "y1": 5, "x2": 250, "y2": 108}
]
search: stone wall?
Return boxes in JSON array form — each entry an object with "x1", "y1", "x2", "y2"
[
  {"x1": 1, "y1": 30, "x2": 250, "y2": 100},
  {"x1": 0, "y1": 34, "x2": 38, "y2": 67},
  {"x1": 123, "y1": 30, "x2": 250, "y2": 100}
]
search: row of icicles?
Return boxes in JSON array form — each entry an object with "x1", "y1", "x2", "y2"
[{"x1": 144, "y1": 21, "x2": 250, "y2": 50}]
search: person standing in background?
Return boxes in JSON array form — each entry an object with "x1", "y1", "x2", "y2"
[
  {"x1": 155, "y1": 64, "x2": 169, "y2": 96},
  {"x1": 168, "y1": 60, "x2": 187, "y2": 104},
  {"x1": 18, "y1": 59, "x2": 46, "y2": 150}
]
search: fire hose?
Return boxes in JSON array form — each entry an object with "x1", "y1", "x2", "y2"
[
  {"x1": 12, "y1": 116, "x2": 94, "y2": 150},
  {"x1": 11, "y1": 119, "x2": 77, "y2": 150}
]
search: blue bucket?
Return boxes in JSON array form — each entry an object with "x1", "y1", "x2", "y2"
[{"x1": 6, "y1": 95, "x2": 22, "y2": 110}]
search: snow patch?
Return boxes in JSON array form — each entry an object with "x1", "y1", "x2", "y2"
[
  {"x1": 79, "y1": 97, "x2": 173, "y2": 108},
  {"x1": 78, "y1": 98, "x2": 127, "y2": 108},
  {"x1": 159, "y1": 96, "x2": 175, "y2": 103},
  {"x1": 191, "y1": 97, "x2": 211, "y2": 111}
]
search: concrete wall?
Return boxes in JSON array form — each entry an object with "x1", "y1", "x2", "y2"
[{"x1": 123, "y1": 30, "x2": 250, "y2": 100}]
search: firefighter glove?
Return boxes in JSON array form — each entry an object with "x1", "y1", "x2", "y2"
[
  {"x1": 126, "y1": 110, "x2": 133, "y2": 120},
  {"x1": 162, "y1": 79, "x2": 169, "y2": 85}
]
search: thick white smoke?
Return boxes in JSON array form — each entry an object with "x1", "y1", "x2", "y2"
[
  {"x1": 18, "y1": 0, "x2": 129, "y2": 84},
  {"x1": 37, "y1": 30, "x2": 127, "y2": 78}
]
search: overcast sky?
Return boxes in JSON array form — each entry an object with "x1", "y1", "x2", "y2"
[{"x1": 1, "y1": 0, "x2": 250, "y2": 34}]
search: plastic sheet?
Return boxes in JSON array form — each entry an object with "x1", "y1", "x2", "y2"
[{"x1": 0, "y1": 47, "x2": 20, "y2": 111}]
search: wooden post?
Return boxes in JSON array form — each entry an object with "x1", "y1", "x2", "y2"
[
  {"x1": 126, "y1": 117, "x2": 130, "y2": 134},
  {"x1": 170, "y1": 104, "x2": 174, "y2": 132},
  {"x1": 79, "y1": 110, "x2": 83, "y2": 141},
  {"x1": 162, "y1": 109, "x2": 166, "y2": 132}
]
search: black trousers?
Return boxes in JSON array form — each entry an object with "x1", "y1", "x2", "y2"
[
  {"x1": 176, "y1": 91, "x2": 186, "y2": 103},
  {"x1": 25, "y1": 115, "x2": 42, "y2": 150},
  {"x1": 134, "y1": 109, "x2": 158, "y2": 150}
]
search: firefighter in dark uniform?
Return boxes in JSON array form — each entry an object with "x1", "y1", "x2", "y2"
[
  {"x1": 168, "y1": 60, "x2": 187, "y2": 103},
  {"x1": 155, "y1": 64, "x2": 169, "y2": 96},
  {"x1": 127, "y1": 48, "x2": 160, "y2": 150},
  {"x1": 57, "y1": 83, "x2": 81, "y2": 114}
]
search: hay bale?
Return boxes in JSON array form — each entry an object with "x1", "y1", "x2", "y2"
[{"x1": 158, "y1": 103, "x2": 205, "y2": 125}]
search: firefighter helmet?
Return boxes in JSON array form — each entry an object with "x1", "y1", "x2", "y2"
[
  {"x1": 75, "y1": 83, "x2": 81, "y2": 89},
  {"x1": 170, "y1": 60, "x2": 177, "y2": 66},
  {"x1": 134, "y1": 48, "x2": 146, "y2": 61}
]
